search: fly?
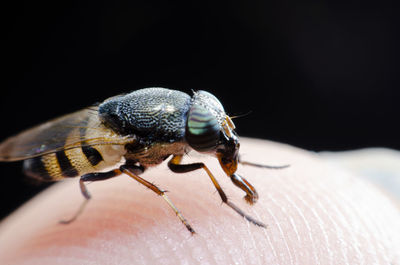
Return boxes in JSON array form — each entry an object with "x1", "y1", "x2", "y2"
[{"x1": 0, "y1": 87, "x2": 287, "y2": 234}]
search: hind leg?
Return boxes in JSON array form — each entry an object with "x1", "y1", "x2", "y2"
[{"x1": 60, "y1": 169, "x2": 122, "y2": 224}]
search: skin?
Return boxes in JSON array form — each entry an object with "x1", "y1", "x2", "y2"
[{"x1": 0, "y1": 138, "x2": 399, "y2": 265}]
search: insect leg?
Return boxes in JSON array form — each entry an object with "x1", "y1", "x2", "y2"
[
  {"x1": 60, "y1": 169, "x2": 122, "y2": 224},
  {"x1": 238, "y1": 154, "x2": 290, "y2": 169},
  {"x1": 168, "y1": 155, "x2": 266, "y2": 228},
  {"x1": 120, "y1": 163, "x2": 195, "y2": 234},
  {"x1": 230, "y1": 173, "x2": 258, "y2": 204}
]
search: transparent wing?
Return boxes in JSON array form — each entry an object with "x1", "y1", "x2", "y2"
[{"x1": 0, "y1": 107, "x2": 134, "y2": 161}]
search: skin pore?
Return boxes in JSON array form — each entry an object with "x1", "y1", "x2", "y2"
[{"x1": 0, "y1": 138, "x2": 399, "y2": 264}]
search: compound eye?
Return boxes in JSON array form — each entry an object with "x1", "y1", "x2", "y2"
[{"x1": 186, "y1": 104, "x2": 221, "y2": 152}]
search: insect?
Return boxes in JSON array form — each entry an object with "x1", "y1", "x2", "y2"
[{"x1": 0, "y1": 87, "x2": 286, "y2": 233}]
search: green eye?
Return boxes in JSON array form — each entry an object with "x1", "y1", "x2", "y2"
[{"x1": 186, "y1": 104, "x2": 221, "y2": 152}]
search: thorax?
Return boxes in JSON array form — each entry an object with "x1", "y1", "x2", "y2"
[{"x1": 124, "y1": 141, "x2": 187, "y2": 167}]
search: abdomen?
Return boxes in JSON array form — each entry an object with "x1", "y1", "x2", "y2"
[{"x1": 24, "y1": 144, "x2": 125, "y2": 181}]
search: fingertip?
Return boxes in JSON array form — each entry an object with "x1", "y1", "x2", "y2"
[{"x1": 1, "y1": 139, "x2": 399, "y2": 265}]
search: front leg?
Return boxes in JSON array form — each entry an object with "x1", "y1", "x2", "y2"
[
  {"x1": 238, "y1": 154, "x2": 290, "y2": 169},
  {"x1": 169, "y1": 155, "x2": 259, "y2": 205},
  {"x1": 230, "y1": 173, "x2": 259, "y2": 204},
  {"x1": 234, "y1": 155, "x2": 289, "y2": 204},
  {"x1": 168, "y1": 155, "x2": 266, "y2": 228}
]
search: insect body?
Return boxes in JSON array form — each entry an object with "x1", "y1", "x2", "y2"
[{"x1": 0, "y1": 87, "x2": 280, "y2": 233}]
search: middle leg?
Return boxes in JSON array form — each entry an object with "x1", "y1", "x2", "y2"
[{"x1": 120, "y1": 163, "x2": 195, "y2": 234}]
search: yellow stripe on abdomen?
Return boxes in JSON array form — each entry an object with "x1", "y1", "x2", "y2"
[
  {"x1": 64, "y1": 145, "x2": 101, "y2": 177},
  {"x1": 42, "y1": 152, "x2": 64, "y2": 180}
]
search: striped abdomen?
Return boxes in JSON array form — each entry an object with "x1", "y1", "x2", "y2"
[
  {"x1": 23, "y1": 145, "x2": 116, "y2": 181},
  {"x1": 23, "y1": 120, "x2": 126, "y2": 181}
]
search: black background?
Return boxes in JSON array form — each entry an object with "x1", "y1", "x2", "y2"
[{"x1": 1, "y1": 0, "x2": 399, "y2": 219}]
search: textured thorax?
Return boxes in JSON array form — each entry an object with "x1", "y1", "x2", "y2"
[{"x1": 98, "y1": 88, "x2": 191, "y2": 143}]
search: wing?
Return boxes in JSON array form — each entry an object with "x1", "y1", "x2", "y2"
[{"x1": 0, "y1": 107, "x2": 134, "y2": 162}]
